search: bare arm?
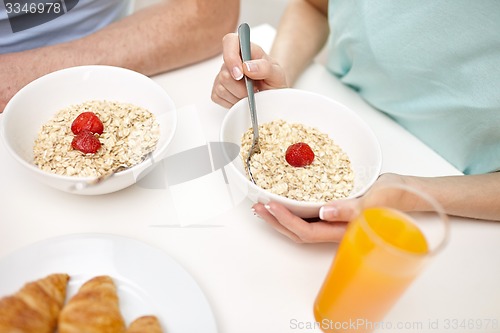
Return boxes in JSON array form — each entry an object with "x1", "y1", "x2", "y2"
[
  {"x1": 270, "y1": 0, "x2": 329, "y2": 86},
  {"x1": 254, "y1": 173, "x2": 500, "y2": 243},
  {"x1": 211, "y1": 0, "x2": 328, "y2": 107},
  {"x1": 405, "y1": 173, "x2": 500, "y2": 221},
  {"x1": 0, "y1": 0, "x2": 240, "y2": 112}
]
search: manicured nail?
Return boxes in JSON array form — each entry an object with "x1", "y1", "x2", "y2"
[
  {"x1": 319, "y1": 206, "x2": 339, "y2": 220},
  {"x1": 251, "y1": 207, "x2": 263, "y2": 220},
  {"x1": 244, "y1": 61, "x2": 258, "y2": 72},
  {"x1": 264, "y1": 204, "x2": 275, "y2": 216},
  {"x1": 232, "y1": 66, "x2": 243, "y2": 80}
]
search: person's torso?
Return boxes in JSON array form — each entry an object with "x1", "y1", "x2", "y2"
[
  {"x1": 326, "y1": 0, "x2": 500, "y2": 174},
  {"x1": 0, "y1": 0, "x2": 133, "y2": 53}
]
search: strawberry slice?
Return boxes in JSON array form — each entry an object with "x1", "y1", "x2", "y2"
[
  {"x1": 285, "y1": 142, "x2": 315, "y2": 167},
  {"x1": 71, "y1": 112, "x2": 104, "y2": 135},
  {"x1": 71, "y1": 130, "x2": 102, "y2": 154}
]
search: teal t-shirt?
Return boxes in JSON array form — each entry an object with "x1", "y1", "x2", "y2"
[{"x1": 326, "y1": 0, "x2": 500, "y2": 175}]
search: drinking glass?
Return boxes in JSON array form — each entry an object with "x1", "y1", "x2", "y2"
[{"x1": 314, "y1": 183, "x2": 449, "y2": 333}]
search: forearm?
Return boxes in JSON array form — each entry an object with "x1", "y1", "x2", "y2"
[
  {"x1": 406, "y1": 173, "x2": 500, "y2": 221},
  {"x1": 64, "y1": 0, "x2": 238, "y2": 74},
  {"x1": 4, "y1": 0, "x2": 239, "y2": 78},
  {"x1": 270, "y1": 0, "x2": 329, "y2": 86}
]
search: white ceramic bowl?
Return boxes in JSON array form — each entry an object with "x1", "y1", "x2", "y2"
[
  {"x1": 1, "y1": 65, "x2": 177, "y2": 195},
  {"x1": 220, "y1": 88, "x2": 382, "y2": 218}
]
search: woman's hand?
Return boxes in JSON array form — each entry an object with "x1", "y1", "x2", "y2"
[
  {"x1": 252, "y1": 201, "x2": 354, "y2": 243},
  {"x1": 252, "y1": 173, "x2": 409, "y2": 243},
  {"x1": 211, "y1": 33, "x2": 288, "y2": 109}
]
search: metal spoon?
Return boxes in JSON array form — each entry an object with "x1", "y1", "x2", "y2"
[
  {"x1": 238, "y1": 23, "x2": 260, "y2": 184},
  {"x1": 69, "y1": 152, "x2": 151, "y2": 191}
]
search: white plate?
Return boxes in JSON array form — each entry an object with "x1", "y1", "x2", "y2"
[{"x1": 0, "y1": 233, "x2": 217, "y2": 333}]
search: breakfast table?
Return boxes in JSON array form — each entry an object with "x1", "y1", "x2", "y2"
[{"x1": 1, "y1": 24, "x2": 499, "y2": 333}]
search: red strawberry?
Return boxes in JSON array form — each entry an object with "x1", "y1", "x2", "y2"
[
  {"x1": 71, "y1": 112, "x2": 104, "y2": 135},
  {"x1": 71, "y1": 130, "x2": 102, "y2": 154},
  {"x1": 285, "y1": 142, "x2": 315, "y2": 167}
]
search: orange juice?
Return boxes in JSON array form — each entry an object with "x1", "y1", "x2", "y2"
[{"x1": 314, "y1": 207, "x2": 429, "y2": 333}]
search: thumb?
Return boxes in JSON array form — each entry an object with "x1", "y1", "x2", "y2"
[{"x1": 319, "y1": 199, "x2": 361, "y2": 222}]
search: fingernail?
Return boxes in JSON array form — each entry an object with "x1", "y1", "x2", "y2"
[
  {"x1": 252, "y1": 207, "x2": 262, "y2": 220},
  {"x1": 232, "y1": 66, "x2": 243, "y2": 80},
  {"x1": 251, "y1": 207, "x2": 260, "y2": 218},
  {"x1": 244, "y1": 61, "x2": 258, "y2": 72},
  {"x1": 264, "y1": 204, "x2": 275, "y2": 217},
  {"x1": 319, "y1": 206, "x2": 339, "y2": 220}
]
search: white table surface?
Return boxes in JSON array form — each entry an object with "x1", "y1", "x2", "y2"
[{"x1": 1, "y1": 24, "x2": 499, "y2": 333}]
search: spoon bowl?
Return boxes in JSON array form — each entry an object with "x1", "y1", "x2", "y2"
[{"x1": 68, "y1": 152, "x2": 153, "y2": 192}]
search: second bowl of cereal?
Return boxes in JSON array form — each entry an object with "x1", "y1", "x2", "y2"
[
  {"x1": 1, "y1": 65, "x2": 177, "y2": 195},
  {"x1": 220, "y1": 88, "x2": 382, "y2": 218}
]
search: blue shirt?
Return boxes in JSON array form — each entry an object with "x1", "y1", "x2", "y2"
[
  {"x1": 326, "y1": 0, "x2": 500, "y2": 175},
  {"x1": 0, "y1": 0, "x2": 132, "y2": 53}
]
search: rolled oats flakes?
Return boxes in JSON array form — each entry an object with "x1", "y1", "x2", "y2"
[
  {"x1": 241, "y1": 119, "x2": 354, "y2": 202},
  {"x1": 33, "y1": 100, "x2": 160, "y2": 177}
]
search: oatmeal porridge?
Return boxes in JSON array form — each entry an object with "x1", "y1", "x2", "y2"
[
  {"x1": 241, "y1": 119, "x2": 354, "y2": 202},
  {"x1": 33, "y1": 100, "x2": 160, "y2": 177}
]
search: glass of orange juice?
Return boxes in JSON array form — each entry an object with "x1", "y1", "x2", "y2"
[{"x1": 313, "y1": 183, "x2": 449, "y2": 333}]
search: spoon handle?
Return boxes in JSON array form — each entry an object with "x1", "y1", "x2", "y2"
[{"x1": 238, "y1": 23, "x2": 259, "y2": 141}]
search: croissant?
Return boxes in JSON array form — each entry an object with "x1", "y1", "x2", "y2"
[
  {"x1": 0, "y1": 273, "x2": 70, "y2": 333},
  {"x1": 126, "y1": 316, "x2": 163, "y2": 333},
  {"x1": 58, "y1": 275, "x2": 126, "y2": 333}
]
